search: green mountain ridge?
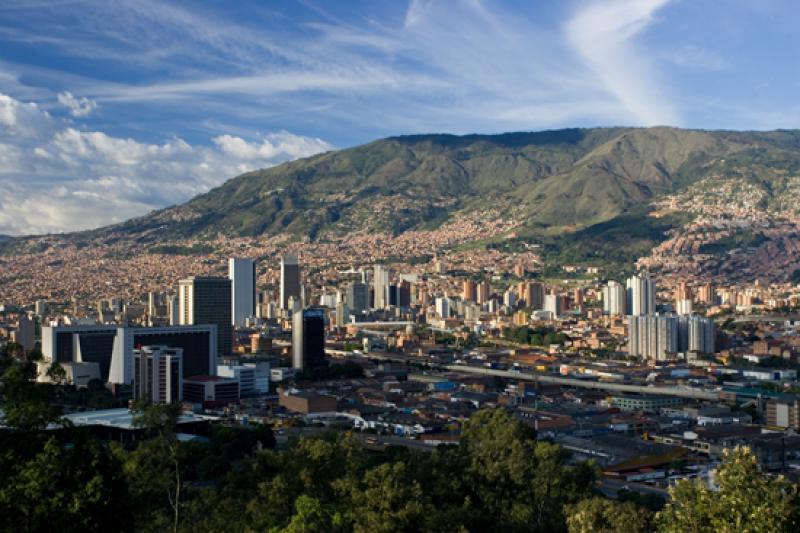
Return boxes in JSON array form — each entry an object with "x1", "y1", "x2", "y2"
[{"x1": 8, "y1": 127, "x2": 800, "y2": 257}]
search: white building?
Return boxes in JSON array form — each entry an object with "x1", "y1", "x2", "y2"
[
  {"x1": 602, "y1": 281, "x2": 626, "y2": 315},
  {"x1": 626, "y1": 272, "x2": 656, "y2": 316},
  {"x1": 435, "y1": 297, "x2": 450, "y2": 319}
]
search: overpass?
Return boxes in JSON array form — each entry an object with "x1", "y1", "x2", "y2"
[
  {"x1": 731, "y1": 315, "x2": 800, "y2": 324},
  {"x1": 361, "y1": 352, "x2": 719, "y2": 401},
  {"x1": 440, "y1": 365, "x2": 719, "y2": 400}
]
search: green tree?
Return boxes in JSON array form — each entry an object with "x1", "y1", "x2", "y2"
[
  {"x1": 566, "y1": 497, "x2": 653, "y2": 533},
  {"x1": 0, "y1": 348, "x2": 61, "y2": 431},
  {"x1": 0, "y1": 433, "x2": 131, "y2": 532},
  {"x1": 125, "y1": 401, "x2": 186, "y2": 533},
  {"x1": 656, "y1": 446, "x2": 799, "y2": 533},
  {"x1": 339, "y1": 461, "x2": 434, "y2": 533},
  {"x1": 459, "y1": 408, "x2": 595, "y2": 532}
]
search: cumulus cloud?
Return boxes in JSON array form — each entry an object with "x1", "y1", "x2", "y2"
[
  {"x1": 0, "y1": 92, "x2": 332, "y2": 236},
  {"x1": 57, "y1": 91, "x2": 98, "y2": 117}
]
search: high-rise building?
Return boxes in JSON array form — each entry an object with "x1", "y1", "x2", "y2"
[
  {"x1": 133, "y1": 345, "x2": 183, "y2": 404},
  {"x1": 229, "y1": 257, "x2": 256, "y2": 327},
  {"x1": 544, "y1": 293, "x2": 561, "y2": 317},
  {"x1": 178, "y1": 276, "x2": 232, "y2": 356},
  {"x1": 626, "y1": 273, "x2": 656, "y2": 316},
  {"x1": 521, "y1": 281, "x2": 544, "y2": 310},
  {"x1": 280, "y1": 255, "x2": 301, "y2": 310},
  {"x1": 477, "y1": 281, "x2": 490, "y2": 305},
  {"x1": 435, "y1": 297, "x2": 450, "y2": 319},
  {"x1": 346, "y1": 281, "x2": 369, "y2": 314},
  {"x1": 572, "y1": 288, "x2": 584, "y2": 308},
  {"x1": 602, "y1": 281, "x2": 626, "y2": 315},
  {"x1": 167, "y1": 295, "x2": 179, "y2": 326},
  {"x1": 373, "y1": 264, "x2": 389, "y2": 309},
  {"x1": 503, "y1": 289, "x2": 517, "y2": 308},
  {"x1": 697, "y1": 283, "x2": 716, "y2": 305},
  {"x1": 34, "y1": 299, "x2": 47, "y2": 317},
  {"x1": 292, "y1": 307, "x2": 326, "y2": 371},
  {"x1": 15, "y1": 313, "x2": 35, "y2": 352},
  {"x1": 628, "y1": 314, "x2": 677, "y2": 361},
  {"x1": 462, "y1": 279, "x2": 477, "y2": 302},
  {"x1": 680, "y1": 315, "x2": 715, "y2": 354},
  {"x1": 628, "y1": 314, "x2": 714, "y2": 361}
]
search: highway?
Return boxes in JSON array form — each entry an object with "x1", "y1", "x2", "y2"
[{"x1": 363, "y1": 352, "x2": 720, "y2": 401}]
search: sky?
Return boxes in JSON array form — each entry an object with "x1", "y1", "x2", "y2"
[{"x1": 0, "y1": 0, "x2": 798, "y2": 236}]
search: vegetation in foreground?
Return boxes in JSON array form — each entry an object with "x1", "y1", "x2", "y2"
[{"x1": 1, "y1": 343, "x2": 799, "y2": 532}]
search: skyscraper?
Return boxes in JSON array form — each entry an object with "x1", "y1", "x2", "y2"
[
  {"x1": 347, "y1": 281, "x2": 370, "y2": 314},
  {"x1": 292, "y1": 307, "x2": 326, "y2": 371},
  {"x1": 178, "y1": 276, "x2": 232, "y2": 356},
  {"x1": 373, "y1": 264, "x2": 389, "y2": 309},
  {"x1": 602, "y1": 281, "x2": 626, "y2": 315},
  {"x1": 280, "y1": 255, "x2": 301, "y2": 310},
  {"x1": 626, "y1": 272, "x2": 656, "y2": 316},
  {"x1": 462, "y1": 279, "x2": 477, "y2": 302},
  {"x1": 477, "y1": 281, "x2": 490, "y2": 305},
  {"x1": 229, "y1": 257, "x2": 256, "y2": 327}
]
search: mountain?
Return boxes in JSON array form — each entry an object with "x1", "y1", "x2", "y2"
[
  {"x1": 5, "y1": 126, "x2": 800, "y2": 279},
  {"x1": 81, "y1": 126, "x2": 799, "y2": 242}
]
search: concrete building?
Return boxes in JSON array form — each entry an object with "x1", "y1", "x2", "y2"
[
  {"x1": 544, "y1": 293, "x2": 561, "y2": 318},
  {"x1": 278, "y1": 388, "x2": 337, "y2": 414},
  {"x1": 133, "y1": 346, "x2": 183, "y2": 404},
  {"x1": 179, "y1": 276, "x2": 232, "y2": 357},
  {"x1": 628, "y1": 314, "x2": 678, "y2": 361},
  {"x1": 346, "y1": 281, "x2": 369, "y2": 314},
  {"x1": 40, "y1": 324, "x2": 217, "y2": 385},
  {"x1": 183, "y1": 375, "x2": 239, "y2": 406},
  {"x1": 229, "y1": 257, "x2": 256, "y2": 328},
  {"x1": 602, "y1": 281, "x2": 626, "y2": 316},
  {"x1": 435, "y1": 297, "x2": 450, "y2": 319},
  {"x1": 14, "y1": 313, "x2": 35, "y2": 352},
  {"x1": 462, "y1": 279, "x2": 477, "y2": 302},
  {"x1": 626, "y1": 273, "x2": 656, "y2": 316},
  {"x1": 766, "y1": 397, "x2": 800, "y2": 430},
  {"x1": 373, "y1": 264, "x2": 389, "y2": 309}
]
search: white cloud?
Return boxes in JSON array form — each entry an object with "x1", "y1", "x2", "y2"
[
  {"x1": 663, "y1": 45, "x2": 730, "y2": 71},
  {"x1": 565, "y1": 0, "x2": 680, "y2": 126},
  {"x1": 0, "y1": 92, "x2": 333, "y2": 236},
  {"x1": 57, "y1": 91, "x2": 98, "y2": 117}
]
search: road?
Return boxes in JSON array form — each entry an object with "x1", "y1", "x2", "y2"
[{"x1": 363, "y1": 352, "x2": 720, "y2": 401}]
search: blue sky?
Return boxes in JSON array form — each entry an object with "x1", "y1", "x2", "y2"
[{"x1": 0, "y1": 0, "x2": 798, "y2": 235}]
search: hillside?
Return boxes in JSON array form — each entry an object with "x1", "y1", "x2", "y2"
[{"x1": 4, "y1": 126, "x2": 800, "y2": 280}]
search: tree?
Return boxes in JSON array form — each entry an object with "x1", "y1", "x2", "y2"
[
  {"x1": 0, "y1": 349, "x2": 61, "y2": 431},
  {"x1": 566, "y1": 498, "x2": 653, "y2": 533},
  {"x1": 656, "y1": 446, "x2": 799, "y2": 533},
  {"x1": 0, "y1": 433, "x2": 131, "y2": 532},
  {"x1": 339, "y1": 462, "x2": 434, "y2": 533},
  {"x1": 459, "y1": 408, "x2": 595, "y2": 532},
  {"x1": 126, "y1": 401, "x2": 186, "y2": 533}
]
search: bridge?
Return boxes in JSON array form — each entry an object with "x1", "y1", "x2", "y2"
[{"x1": 361, "y1": 352, "x2": 719, "y2": 401}]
